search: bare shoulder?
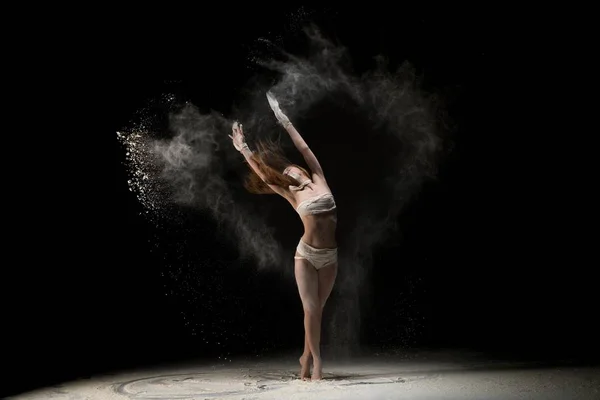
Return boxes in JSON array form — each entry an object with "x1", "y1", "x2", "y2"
[
  {"x1": 311, "y1": 173, "x2": 331, "y2": 191},
  {"x1": 286, "y1": 196, "x2": 298, "y2": 209},
  {"x1": 311, "y1": 172, "x2": 328, "y2": 185},
  {"x1": 280, "y1": 190, "x2": 298, "y2": 209},
  {"x1": 270, "y1": 185, "x2": 297, "y2": 208}
]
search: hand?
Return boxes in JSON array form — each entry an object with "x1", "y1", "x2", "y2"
[
  {"x1": 229, "y1": 121, "x2": 248, "y2": 152},
  {"x1": 266, "y1": 91, "x2": 291, "y2": 127}
]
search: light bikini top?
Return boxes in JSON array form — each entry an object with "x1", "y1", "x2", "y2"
[
  {"x1": 288, "y1": 178, "x2": 336, "y2": 216},
  {"x1": 296, "y1": 192, "x2": 337, "y2": 216}
]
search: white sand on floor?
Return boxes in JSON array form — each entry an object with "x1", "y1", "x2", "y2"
[{"x1": 8, "y1": 351, "x2": 600, "y2": 400}]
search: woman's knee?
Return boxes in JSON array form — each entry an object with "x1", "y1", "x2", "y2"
[{"x1": 303, "y1": 302, "x2": 321, "y2": 316}]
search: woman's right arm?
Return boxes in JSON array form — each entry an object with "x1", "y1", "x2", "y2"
[{"x1": 231, "y1": 122, "x2": 290, "y2": 198}]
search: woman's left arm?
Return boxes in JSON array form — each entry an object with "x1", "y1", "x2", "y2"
[{"x1": 266, "y1": 92, "x2": 324, "y2": 177}]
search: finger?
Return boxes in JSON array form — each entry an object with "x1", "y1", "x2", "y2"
[{"x1": 239, "y1": 123, "x2": 243, "y2": 134}]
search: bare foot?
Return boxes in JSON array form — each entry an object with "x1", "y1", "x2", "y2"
[
  {"x1": 299, "y1": 355, "x2": 311, "y2": 381},
  {"x1": 311, "y1": 357, "x2": 322, "y2": 381}
]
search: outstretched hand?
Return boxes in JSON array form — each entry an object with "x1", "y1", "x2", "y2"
[
  {"x1": 229, "y1": 122, "x2": 248, "y2": 152},
  {"x1": 266, "y1": 91, "x2": 291, "y2": 127}
]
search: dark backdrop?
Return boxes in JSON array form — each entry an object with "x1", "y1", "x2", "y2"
[{"x1": 4, "y1": 5, "x2": 594, "y2": 398}]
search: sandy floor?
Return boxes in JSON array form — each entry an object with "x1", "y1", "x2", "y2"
[{"x1": 9, "y1": 350, "x2": 600, "y2": 400}]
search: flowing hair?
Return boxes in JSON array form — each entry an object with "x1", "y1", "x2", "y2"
[{"x1": 244, "y1": 139, "x2": 310, "y2": 195}]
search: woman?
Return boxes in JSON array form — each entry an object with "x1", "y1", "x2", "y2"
[{"x1": 229, "y1": 92, "x2": 338, "y2": 381}]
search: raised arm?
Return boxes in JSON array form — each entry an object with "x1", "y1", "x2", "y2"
[
  {"x1": 230, "y1": 122, "x2": 264, "y2": 178},
  {"x1": 266, "y1": 92, "x2": 324, "y2": 177},
  {"x1": 230, "y1": 122, "x2": 289, "y2": 198}
]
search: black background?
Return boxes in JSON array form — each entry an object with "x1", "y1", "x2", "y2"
[{"x1": 5, "y1": 5, "x2": 593, "y2": 398}]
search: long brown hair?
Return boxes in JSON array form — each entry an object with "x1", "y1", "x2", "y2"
[{"x1": 244, "y1": 139, "x2": 310, "y2": 194}]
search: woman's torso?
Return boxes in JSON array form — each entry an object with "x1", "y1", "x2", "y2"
[{"x1": 289, "y1": 174, "x2": 337, "y2": 249}]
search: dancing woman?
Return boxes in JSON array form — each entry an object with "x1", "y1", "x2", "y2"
[{"x1": 229, "y1": 93, "x2": 338, "y2": 381}]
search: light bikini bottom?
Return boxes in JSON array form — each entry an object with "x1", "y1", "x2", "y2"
[{"x1": 294, "y1": 239, "x2": 338, "y2": 270}]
